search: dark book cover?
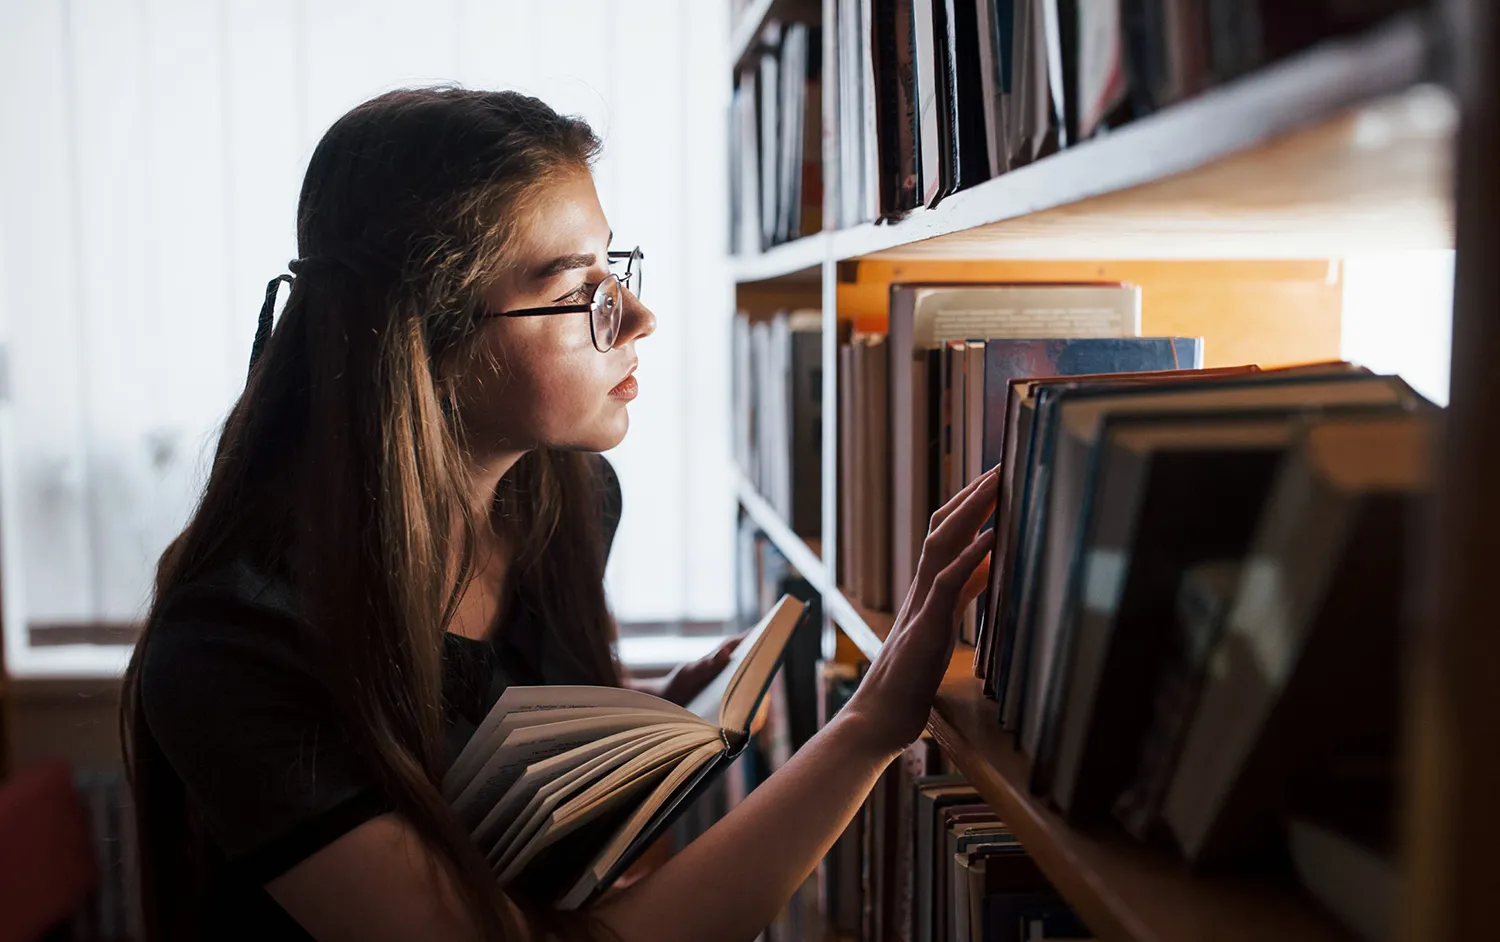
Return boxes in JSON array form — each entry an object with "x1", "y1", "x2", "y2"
[
  {"x1": 1056, "y1": 0, "x2": 1081, "y2": 146},
  {"x1": 1035, "y1": 414, "x2": 1291, "y2": 815},
  {"x1": 819, "y1": 662, "x2": 864, "y2": 932},
  {"x1": 873, "y1": 0, "x2": 923, "y2": 216},
  {"x1": 929, "y1": 0, "x2": 959, "y2": 205},
  {"x1": 1164, "y1": 411, "x2": 1429, "y2": 867},
  {"x1": 788, "y1": 323, "x2": 823, "y2": 537},
  {"x1": 973, "y1": 337, "x2": 1200, "y2": 652},
  {"x1": 993, "y1": 367, "x2": 1390, "y2": 731},
  {"x1": 983, "y1": 893, "x2": 1090, "y2": 942},
  {"x1": 976, "y1": 338, "x2": 1203, "y2": 715},
  {"x1": 1114, "y1": 558, "x2": 1242, "y2": 839}
]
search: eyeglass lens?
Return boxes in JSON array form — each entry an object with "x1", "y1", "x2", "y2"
[{"x1": 592, "y1": 277, "x2": 623, "y2": 351}]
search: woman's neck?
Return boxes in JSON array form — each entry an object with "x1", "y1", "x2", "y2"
[
  {"x1": 444, "y1": 446, "x2": 526, "y2": 642},
  {"x1": 463, "y1": 447, "x2": 526, "y2": 522}
]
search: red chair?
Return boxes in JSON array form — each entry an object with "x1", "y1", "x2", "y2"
[{"x1": 0, "y1": 760, "x2": 99, "y2": 942}]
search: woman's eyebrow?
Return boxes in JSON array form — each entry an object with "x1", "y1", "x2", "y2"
[
  {"x1": 535, "y1": 252, "x2": 598, "y2": 278},
  {"x1": 534, "y1": 232, "x2": 613, "y2": 279}
]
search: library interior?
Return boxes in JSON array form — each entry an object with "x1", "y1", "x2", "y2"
[{"x1": 0, "y1": 1, "x2": 1496, "y2": 940}]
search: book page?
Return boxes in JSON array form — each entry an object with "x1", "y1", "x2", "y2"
[
  {"x1": 470, "y1": 727, "x2": 668, "y2": 853},
  {"x1": 478, "y1": 728, "x2": 681, "y2": 864},
  {"x1": 450, "y1": 713, "x2": 679, "y2": 825},
  {"x1": 556, "y1": 738, "x2": 726, "y2": 910},
  {"x1": 495, "y1": 727, "x2": 721, "y2": 884},
  {"x1": 446, "y1": 705, "x2": 666, "y2": 800},
  {"x1": 688, "y1": 595, "x2": 806, "y2": 733},
  {"x1": 445, "y1": 685, "x2": 701, "y2": 796}
]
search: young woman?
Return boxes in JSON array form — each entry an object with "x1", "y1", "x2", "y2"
[{"x1": 122, "y1": 87, "x2": 997, "y2": 942}]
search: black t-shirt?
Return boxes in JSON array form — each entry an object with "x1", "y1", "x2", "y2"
[{"x1": 137, "y1": 459, "x2": 621, "y2": 939}]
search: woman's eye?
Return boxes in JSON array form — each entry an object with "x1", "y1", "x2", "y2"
[{"x1": 562, "y1": 282, "x2": 595, "y2": 304}]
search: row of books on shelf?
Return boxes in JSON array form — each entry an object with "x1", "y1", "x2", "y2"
[
  {"x1": 821, "y1": 666, "x2": 1094, "y2": 942},
  {"x1": 830, "y1": 0, "x2": 1422, "y2": 227},
  {"x1": 732, "y1": 19, "x2": 824, "y2": 254},
  {"x1": 843, "y1": 280, "x2": 1186, "y2": 623},
  {"x1": 733, "y1": 308, "x2": 825, "y2": 535},
  {"x1": 851, "y1": 340, "x2": 1420, "y2": 939},
  {"x1": 970, "y1": 361, "x2": 1425, "y2": 938},
  {"x1": 731, "y1": 281, "x2": 1423, "y2": 940}
]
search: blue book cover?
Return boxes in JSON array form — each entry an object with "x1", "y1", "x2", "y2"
[{"x1": 980, "y1": 337, "x2": 1203, "y2": 477}]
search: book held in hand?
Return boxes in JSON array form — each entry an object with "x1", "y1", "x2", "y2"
[{"x1": 441, "y1": 595, "x2": 809, "y2": 909}]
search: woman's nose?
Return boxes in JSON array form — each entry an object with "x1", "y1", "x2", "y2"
[{"x1": 616, "y1": 290, "x2": 656, "y2": 346}]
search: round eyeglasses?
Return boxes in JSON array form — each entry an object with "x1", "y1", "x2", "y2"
[{"x1": 489, "y1": 247, "x2": 643, "y2": 353}]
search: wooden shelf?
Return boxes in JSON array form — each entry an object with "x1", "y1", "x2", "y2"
[{"x1": 926, "y1": 649, "x2": 1350, "y2": 942}]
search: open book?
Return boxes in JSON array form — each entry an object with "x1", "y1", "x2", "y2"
[{"x1": 441, "y1": 595, "x2": 809, "y2": 910}]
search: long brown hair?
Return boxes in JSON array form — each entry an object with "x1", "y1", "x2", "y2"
[{"x1": 120, "y1": 87, "x2": 620, "y2": 939}]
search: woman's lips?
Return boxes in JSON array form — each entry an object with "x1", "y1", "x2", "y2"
[{"x1": 609, "y1": 373, "x2": 638, "y2": 401}]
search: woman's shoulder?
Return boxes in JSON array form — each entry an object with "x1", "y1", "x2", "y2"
[
  {"x1": 140, "y1": 557, "x2": 313, "y2": 721},
  {"x1": 155, "y1": 555, "x2": 304, "y2": 628}
]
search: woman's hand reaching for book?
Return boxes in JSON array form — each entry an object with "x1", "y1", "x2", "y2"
[
  {"x1": 592, "y1": 470, "x2": 997, "y2": 942},
  {"x1": 846, "y1": 467, "x2": 999, "y2": 756}
]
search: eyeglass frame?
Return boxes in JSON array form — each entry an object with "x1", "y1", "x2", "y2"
[{"x1": 486, "y1": 247, "x2": 643, "y2": 353}]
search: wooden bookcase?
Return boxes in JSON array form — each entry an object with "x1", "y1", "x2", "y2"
[{"x1": 730, "y1": 2, "x2": 1497, "y2": 940}]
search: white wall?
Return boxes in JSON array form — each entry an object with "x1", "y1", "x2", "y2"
[
  {"x1": 1341, "y1": 252, "x2": 1456, "y2": 405},
  {"x1": 0, "y1": 0, "x2": 736, "y2": 672}
]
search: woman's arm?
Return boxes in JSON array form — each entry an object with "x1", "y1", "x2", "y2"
[
  {"x1": 592, "y1": 468, "x2": 997, "y2": 942},
  {"x1": 268, "y1": 469, "x2": 998, "y2": 941}
]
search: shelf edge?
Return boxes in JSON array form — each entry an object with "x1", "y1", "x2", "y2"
[
  {"x1": 735, "y1": 475, "x2": 889, "y2": 657},
  {"x1": 730, "y1": 233, "x2": 829, "y2": 284},
  {"x1": 735, "y1": 472, "x2": 829, "y2": 590},
  {"x1": 727, "y1": 0, "x2": 776, "y2": 67}
]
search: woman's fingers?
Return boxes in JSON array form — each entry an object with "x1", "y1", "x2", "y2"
[
  {"x1": 931, "y1": 469, "x2": 999, "y2": 549},
  {"x1": 915, "y1": 472, "x2": 999, "y2": 586},
  {"x1": 924, "y1": 528, "x2": 996, "y2": 625},
  {"x1": 927, "y1": 465, "x2": 1000, "y2": 533}
]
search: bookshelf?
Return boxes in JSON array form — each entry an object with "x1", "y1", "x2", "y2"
[
  {"x1": 729, "y1": 14, "x2": 1452, "y2": 284},
  {"x1": 730, "y1": 2, "x2": 1495, "y2": 940}
]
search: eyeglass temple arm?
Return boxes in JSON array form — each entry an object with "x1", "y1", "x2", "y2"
[{"x1": 495, "y1": 303, "x2": 593, "y2": 318}]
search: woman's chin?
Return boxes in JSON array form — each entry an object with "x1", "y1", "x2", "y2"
[{"x1": 576, "y1": 413, "x2": 629, "y2": 452}]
